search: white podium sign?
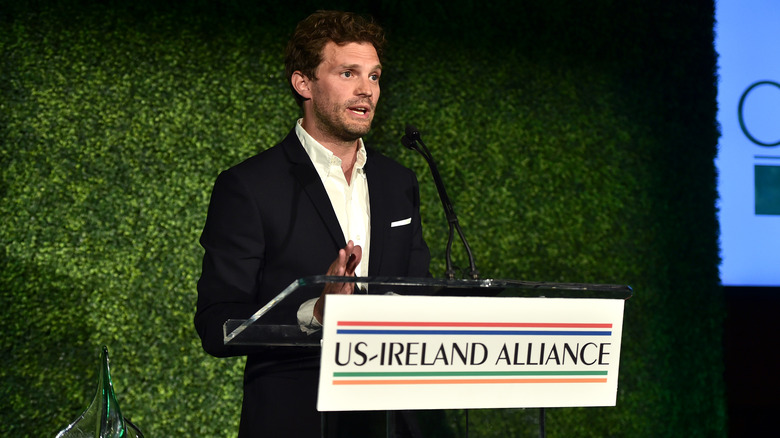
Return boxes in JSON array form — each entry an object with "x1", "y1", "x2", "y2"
[{"x1": 317, "y1": 294, "x2": 625, "y2": 411}]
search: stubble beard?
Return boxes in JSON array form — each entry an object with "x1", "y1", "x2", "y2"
[{"x1": 312, "y1": 98, "x2": 374, "y2": 143}]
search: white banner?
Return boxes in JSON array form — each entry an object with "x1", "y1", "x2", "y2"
[{"x1": 317, "y1": 294, "x2": 625, "y2": 411}]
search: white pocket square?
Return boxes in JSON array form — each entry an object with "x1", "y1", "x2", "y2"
[{"x1": 390, "y1": 217, "x2": 412, "y2": 228}]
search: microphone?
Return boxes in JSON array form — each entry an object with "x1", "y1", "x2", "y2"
[
  {"x1": 400, "y1": 125, "x2": 419, "y2": 149},
  {"x1": 401, "y1": 124, "x2": 478, "y2": 280}
]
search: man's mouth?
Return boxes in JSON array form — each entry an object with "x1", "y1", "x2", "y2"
[{"x1": 348, "y1": 106, "x2": 369, "y2": 116}]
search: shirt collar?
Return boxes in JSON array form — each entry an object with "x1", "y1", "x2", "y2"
[{"x1": 295, "y1": 118, "x2": 367, "y2": 180}]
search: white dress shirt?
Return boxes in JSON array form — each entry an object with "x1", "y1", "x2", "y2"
[{"x1": 294, "y1": 120, "x2": 371, "y2": 331}]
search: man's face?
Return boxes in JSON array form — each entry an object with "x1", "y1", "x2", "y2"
[{"x1": 305, "y1": 41, "x2": 382, "y2": 143}]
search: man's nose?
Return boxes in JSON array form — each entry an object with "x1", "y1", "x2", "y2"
[{"x1": 355, "y1": 76, "x2": 373, "y2": 96}]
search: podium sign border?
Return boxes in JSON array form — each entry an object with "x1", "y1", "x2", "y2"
[{"x1": 318, "y1": 294, "x2": 625, "y2": 412}]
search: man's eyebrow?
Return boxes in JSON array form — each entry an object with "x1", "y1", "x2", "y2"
[{"x1": 339, "y1": 63, "x2": 383, "y2": 71}]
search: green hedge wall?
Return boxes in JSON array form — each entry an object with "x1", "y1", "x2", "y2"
[{"x1": 1, "y1": 1, "x2": 725, "y2": 436}]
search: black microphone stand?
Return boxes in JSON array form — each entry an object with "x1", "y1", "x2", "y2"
[{"x1": 401, "y1": 124, "x2": 478, "y2": 280}]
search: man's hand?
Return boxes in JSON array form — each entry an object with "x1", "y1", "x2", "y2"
[{"x1": 313, "y1": 240, "x2": 362, "y2": 324}]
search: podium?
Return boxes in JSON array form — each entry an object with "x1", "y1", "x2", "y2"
[{"x1": 223, "y1": 276, "x2": 632, "y2": 437}]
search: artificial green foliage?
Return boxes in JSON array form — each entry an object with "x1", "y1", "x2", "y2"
[{"x1": 1, "y1": 0, "x2": 724, "y2": 436}]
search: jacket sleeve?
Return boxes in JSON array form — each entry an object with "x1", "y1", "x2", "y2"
[{"x1": 195, "y1": 169, "x2": 266, "y2": 357}]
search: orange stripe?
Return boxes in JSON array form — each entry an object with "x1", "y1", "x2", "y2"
[{"x1": 333, "y1": 378, "x2": 608, "y2": 385}]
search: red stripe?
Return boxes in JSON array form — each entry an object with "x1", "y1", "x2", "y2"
[{"x1": 337, "y1": 321, "x2": 612, "y2": 328}]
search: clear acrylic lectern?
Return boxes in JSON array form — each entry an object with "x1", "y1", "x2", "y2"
[{"x1": 222, "y1": 276, "x2": 632, "y2": 438}]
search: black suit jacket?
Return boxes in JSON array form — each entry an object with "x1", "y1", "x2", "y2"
[
  {"x1": 195, "y1": 130, "x2": 430, "y2": 436},
  {"x1": 194, "y1": 130, "x2": 431, "y2": 434}
]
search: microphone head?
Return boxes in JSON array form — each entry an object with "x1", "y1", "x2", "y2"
[
  {"x1": 401, "y1": 134, "x2": 417, "y2": 149},
  {"x1": 405, "y1": 124, "x2": 421, "y2": 141}
]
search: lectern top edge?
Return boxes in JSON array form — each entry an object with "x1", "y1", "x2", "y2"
[{"x1": 223, "y1": 276, "x2": 632, "y2": 346}]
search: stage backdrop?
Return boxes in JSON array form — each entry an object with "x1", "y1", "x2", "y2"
[{"x1": 0, "y1": 1, "x2": 725, "y2": 437}]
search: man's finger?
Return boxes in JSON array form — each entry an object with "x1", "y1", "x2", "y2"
[{"x1": 345, "y1": 245, "x2": 362, "y2": 274}]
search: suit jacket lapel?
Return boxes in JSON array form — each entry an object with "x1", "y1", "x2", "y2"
[{"x1": 281, "y1": 131, "x2": 346, "y2": 250}]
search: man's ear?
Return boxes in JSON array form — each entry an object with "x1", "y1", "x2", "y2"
[{"x1": 291, "y1": 71, "x2": 312, "y2": 100}]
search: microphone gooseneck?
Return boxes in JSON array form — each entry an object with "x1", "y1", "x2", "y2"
[{"x1": 401, "y1": 124, "x2": 478, "y2": 280}]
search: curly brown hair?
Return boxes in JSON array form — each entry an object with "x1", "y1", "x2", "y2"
[{"x1": 284, "y1": 10, "x2": 386, "y2": 107}]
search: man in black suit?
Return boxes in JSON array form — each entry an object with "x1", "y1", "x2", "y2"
[{"x1": 195, "y1": 10, "x2": 430, "y2": 437}]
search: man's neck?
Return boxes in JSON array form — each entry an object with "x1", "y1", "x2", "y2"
[
  {"x1": 324, "y1": 139, "x2": 360, "y2": 167},
  {"x1": 298, "y1": 118, "x2": 361, "y2": 184},
  {"x1": 300, "y1": 119, "x2": 360, "y2": 184},
  {"x1": 338, "y1": 147, "x2": 358, "y2": 185}
]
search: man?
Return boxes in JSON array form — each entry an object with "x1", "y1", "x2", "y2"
[{"x1": 195, "y1": 10, "x2": 431, "y2": 437}]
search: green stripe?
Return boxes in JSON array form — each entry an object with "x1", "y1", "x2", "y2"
[{"x1": 333, "y1": 370, "x2": 608, "y2": 377}]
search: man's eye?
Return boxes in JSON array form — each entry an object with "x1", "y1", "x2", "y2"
[
  {"x1": 370, "y1": 74, "x2": 380, "y2": 81},
  {"x1": 342, "y1": 71, "x2": 352, "y2": 78}
]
